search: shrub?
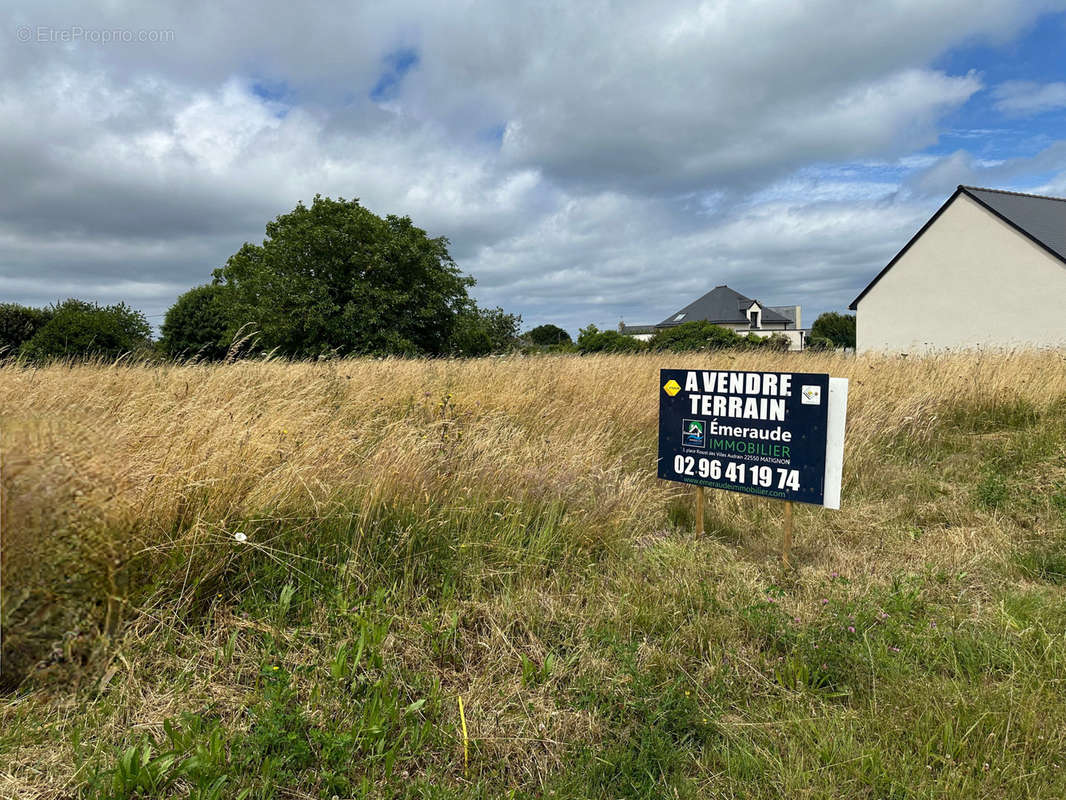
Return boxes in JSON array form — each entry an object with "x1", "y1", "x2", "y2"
[
  {"x1": 810, "y1": 312, "x2": 855, "y2": 349},
  {"x1": 450, "y1": 304, "x2": 522, "y2": 357},
  {"x1": 159, "y1": 284, "x2": 238, "y2": 361},
  {"x1": 647, "y1": 321, "x2": 743, "y2": 352},
  {"x1": 763, "y1": 332, "x2": 791, "y2": 351},
  {"x1": 19, "y1": 299, "x2": 153, "y2": 362},
  {"x1": 525, "y1": 324, "x2": 572, "y2": 347},
  {"x1": 576, "y1": 324, "x2": 647, "y2": 353},
  {"x1": 0, "y1": 303, "x2": 53, "y2": 356}
]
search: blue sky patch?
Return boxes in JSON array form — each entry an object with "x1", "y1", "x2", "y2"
[
  {"x1": 929, "y1": 11, "x2": 1066, "y2": 162},
  {"x1": 251, "y1": 79, "x2": 292, "y2": 117},
  {"x1": 479, "y1": 123, "x2": 507, "y2": 147},
  {"x1": 371, "y1": 47, "x2": 420, "y2": 102}
]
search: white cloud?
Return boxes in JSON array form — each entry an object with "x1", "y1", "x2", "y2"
[
  {"x1": 993, "y1": 80, "x2": 1066, "y2": 115},
  {"x1": 2, "y1": 0, "x2": 1066, "y2": 334},
  {"x1": 904, "y1": 141, "x2": 1066, "y2": 199},
  {"x1": 462, "y1": 184, "x2": 933, "y2": 331}
]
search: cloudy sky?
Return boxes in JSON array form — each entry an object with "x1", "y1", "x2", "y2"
[{"x1": 4, "y1": 1, "x2": 1066, "y2": 335}]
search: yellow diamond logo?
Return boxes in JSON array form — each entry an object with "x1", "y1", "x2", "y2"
[{"x1": 663, "y1": 379, "x2": 681, "y2": 396}]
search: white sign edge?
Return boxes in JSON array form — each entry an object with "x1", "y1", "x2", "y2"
[{"x1": 822, "y1": 377, "x2": 849, "y2": 510}]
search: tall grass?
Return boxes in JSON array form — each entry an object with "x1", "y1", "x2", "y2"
[{"x1": 3, "y1": 350, "x2": 1066, "y2": 798}]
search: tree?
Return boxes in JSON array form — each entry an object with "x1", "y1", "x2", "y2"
[
  {"x1": 159, "y1": 284, "x2": 237, "y2": 360},
  {"x1": 214, "y1": 196, "x2": 474, "y2": 357},
  {"x1": 0, "y1": 303, "x2": 53, "y2": 356},
  {"x1": 576, "y1": 324, "x2": 647, "y2": 353},
  {"x1": 19, "y1": 299, "x2": 152, "y2": 361},
  {"x1": 647, "y1": 321, "x2": 743, "y2": 352},
  {"x1": 809, "y1": 312, "x2": 855, "y2": 349},
  {"x1": 525, "y1": 324, "x2": 572, "y2": 347},
  {"x1": 450, "y1": 303, "x2": 522, "y2": 356}
]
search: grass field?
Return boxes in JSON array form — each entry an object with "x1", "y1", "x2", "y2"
[{"x1": 3, "y1": 350, "x2": 1066, "y2": 799}]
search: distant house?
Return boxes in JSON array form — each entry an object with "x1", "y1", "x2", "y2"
[
  {"x1": 620, "y1": 285, "x2": 806, "y2": 350},
  {"x1": 850, "y1": 186, "x2": 1066, "y2": 354}
]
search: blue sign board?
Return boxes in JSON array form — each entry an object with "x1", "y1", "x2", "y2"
[{"x1": 658, "y1": 369, "x2": 831, "y2": 506}]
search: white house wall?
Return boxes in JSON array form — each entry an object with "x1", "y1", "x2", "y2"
[{"x1": 856, "y1": 193, "x2": 1066, "y2": 354}]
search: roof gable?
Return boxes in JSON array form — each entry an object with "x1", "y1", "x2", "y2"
[
  {"x1": 850, "y1": 185, "x2": 1066, "y2": 309},
  {"x1": 963, "y1": 187, "x2": 1066, "y2": 264},
  {"x1": 657, "y1": 285, "x2": 790, "y2": 327}
]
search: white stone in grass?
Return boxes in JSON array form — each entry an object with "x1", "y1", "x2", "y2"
[{"x1": 233, "y1": 532, "x2": 247, "y2": 542}]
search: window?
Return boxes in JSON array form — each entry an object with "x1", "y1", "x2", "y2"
[
  {"x1": 673, "y1": 313, "x2": 685, "y2": 321},
  {"x1": 749, "y1": 310, "x2": 760, "y2": 329}
]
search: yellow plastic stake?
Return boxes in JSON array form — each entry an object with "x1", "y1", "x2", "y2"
[{"x1": 457, "y1": 694, "x2": 469, "y2": 775}]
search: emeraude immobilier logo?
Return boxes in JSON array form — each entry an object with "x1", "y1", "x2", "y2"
[{"x1": 682, "y1": 419, "x2": 706, "y2": 448}]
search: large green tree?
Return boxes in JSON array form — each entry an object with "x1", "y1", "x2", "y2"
[
  {"x1": 214, "y1": 196, "x2": 474, "y2": 357},
  {"x1": 19, "y1": 299, "x2": 152, "y2": 361},
  {"x1": 809, "y1": 312, "x2": 856, "y2": 349},
  {"x1": 159, "y1": 284, "x2": 237, "y2": 361}
]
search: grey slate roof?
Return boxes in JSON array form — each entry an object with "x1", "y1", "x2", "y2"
[
  {"x1": 767, "y1": 305, "x2": 798, "y2": 325},
  {"x1": 850, "y1": 185, "x2": 1066, "y2": 309},
  {"x1": 963, "y1": 186, "x2": 1066, "y2": 263},
  {"x1": 656, "y1": 285, "x2": 791, "y2": 328}
]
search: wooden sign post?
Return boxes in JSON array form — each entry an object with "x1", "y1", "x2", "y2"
[
  {"x1": 658, "y1": 369, "x2": 848, "y2": 560},
  {"x1": 781, "y1": 500, "x2": 793, "y2": 567}
]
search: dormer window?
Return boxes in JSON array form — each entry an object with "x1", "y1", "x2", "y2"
[{"x1": 747, "y1": 302, "x2": 761, "y2": 329}]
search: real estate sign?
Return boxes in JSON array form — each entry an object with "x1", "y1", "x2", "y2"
[{"x1": 658, "y1": 369, "x2": 848, "y2": 508}]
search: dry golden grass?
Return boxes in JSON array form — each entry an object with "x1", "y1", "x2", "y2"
[
  {"x1": 4, "y1": 351, "x2": 1062, "y2": 516},
  {"x1": 2, "y1": 349, "x2": 1066, "y2": 798},
  {"x1": 5, "y1": 350, "x2": 1064, "y2": 578}
]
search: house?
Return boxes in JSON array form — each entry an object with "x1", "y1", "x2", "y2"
[
  {"x1": 850, "y1": 186, "x2": 1066, "y2": 354},
  {"x1": 620, "y1": 285, "x2": 806, "y2": 350}
]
